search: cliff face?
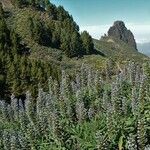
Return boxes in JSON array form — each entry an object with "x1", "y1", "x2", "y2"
[{"x1": 108, "y1": 21, "x2": 137, "y2": 50}]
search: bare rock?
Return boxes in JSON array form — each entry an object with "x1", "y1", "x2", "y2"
[{"x1": 108, "y1": 21, "x2": 137, "y2": 50}]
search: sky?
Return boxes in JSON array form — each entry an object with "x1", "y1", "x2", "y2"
[{"x1": 51, "y1": 0, "x2": 150, "y2": 44}]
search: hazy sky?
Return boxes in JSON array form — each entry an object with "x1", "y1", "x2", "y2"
[{"x1": 51, "y1": 0, "x2": 150, "y2": 43}]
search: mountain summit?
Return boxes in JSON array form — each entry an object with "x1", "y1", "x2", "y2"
[{"x1": 108, "y1": 21, "x2": 137, "y2": 50}]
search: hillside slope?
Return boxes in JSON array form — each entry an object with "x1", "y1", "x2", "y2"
[
  {"x1": 94, "y1": 37, "x2": 149, "y2": 63},
  {"x1": 3, "y1": 1, "x2": 149, "y2": 65},
  {"x1": 0, "y1": 0, "x2": 149, "y2": 100}
]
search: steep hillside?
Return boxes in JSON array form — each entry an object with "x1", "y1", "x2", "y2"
[
  {"x1": 0, "y1": 0, "x2": 149, "y2": 101},
  {"x1": 97, "y1": 21, "x2": 149, "y2": 63},
  {"x1": 0, "y1": 1, "x2": 150, "y2": 149},
  {"x1": 3, "y1": 0, "x2": 94, "y2": 58},
  {"x1": 9, "y1": 7, "x2": 149, "y2": 65},
  {"x1": 2, "y1": 1, "x2": 149, "y2": 64},
  {"x1": 94, "y1": 37, "x2": 149, "y2": 63},
  {"x1": 0, "y1": 0, "x2": 97, "y2": 100}
]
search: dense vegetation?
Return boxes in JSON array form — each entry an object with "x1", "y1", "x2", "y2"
[
  {"x1": 1, "y1": 0, "x2": 149, "y2": 100},
  {"x1": 0, "y1": 0, "x2": 96, "y2": 100},
  {"x1": 0, "y1": 1, "x2": 150, "y2": 149},
  {"x1": 0, "y1": 11, "x2": 59, "y2": 100},
  {"x1": 9, "y1": 0, "x2": 94, "y2": 57},
  {"x1": 0, "y1": 62, "x2": 150, "y2": 149}
]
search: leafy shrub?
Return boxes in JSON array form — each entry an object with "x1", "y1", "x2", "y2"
[{"x1": 0, "y1": 62, "x2": 150, "y2": 149}]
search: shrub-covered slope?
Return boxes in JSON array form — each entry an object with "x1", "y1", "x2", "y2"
[
  {"x1": 5, "y1": 0, "x2": 94, "y2": 58},
  {"x1": 0, "y1": 62, "x2": 150, "y2": 149},
  {"x1": 0, "y1": 0, "x2": 95, "y2": 100},
  {"x1": 94, "y1": 37, "x2": 149, "y2": 63},
  {"x1": 0, "y1": 0, "x2": 149, "y2": 101}
]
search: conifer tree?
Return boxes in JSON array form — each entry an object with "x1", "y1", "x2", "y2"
[
  {"x1": 10, "y1": 31, "x2": 20, "y2": 54},
  {"x1": 44, "y1": 0, "x2": 51, "y2": 9},
  {"x1": 52, "y1": 24, "x2": 61, "y2": 48},
  {"x1": 57, "y1": 6, "x2": 69, "y2": 21},
  {"x1": 28, "y1": 17, "x2": 42, "y2": 43},
  {"x1": 0, "y1": 17, "x2": 10, "y2": 51},
  {"x1": 0, "y1": 3, "x2": 4, "y2": 19},
  {"x1": 29, "y1": 0, "x2": 36, "y2": 6},
  {"x1": 47, "y1": 3, "x2": 57, "y2": 19},
  {"x1": 81, "y1": 31, "x2": 94, "y2": 55},
  {"x1": 70, "y1": 31, "x2": 82, "y2": 57},
  {"x1": 11, "y1": 0, "x2": 24, "y2": 8}
]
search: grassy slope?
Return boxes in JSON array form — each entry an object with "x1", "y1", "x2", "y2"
[
  {"x1": 94, "y1": 38, "x2": 149, "y2": 63},
  {"x1": 5, "y1": 6, "x2": 150, "y2": 72},
  {"x1": 6, "y1": 7, "x2": 107, "y2": 70}
]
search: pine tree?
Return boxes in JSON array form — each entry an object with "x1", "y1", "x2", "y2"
[
  {"x1": 70, "y1": 31, "x2": 82, "y2": 57},
  {"x1": 0, "y1": 17, "x2": 10, "y2": 51},
  {"x1": 44, "y1": 0, "x2": 51, "y2": 9},
  {"x1": 60, "y1": 30, "x2": 70, "y2": 56},
  {"x1": 47, "y1": 3, "x2": 57, "y2": 19},
  {"x1": 29, "y1": 0, "x2": 39, "y2": 7},
  {"x1": 11, "y1": 0, "x2": 24, "y2": 8},
  {"x1": 57, "y1": 6, "x2": 69, "y2": 21},
  {"x1": 52, "y1": 24, "x2": 61, "y2": 48},
  {"x1": 29, "y1": 0, "x2": 36, "y2": 6},
  {"x1": 28, "y1": 17, "x2": 42, "y2": 43},
  {"x1": 0, "y1": 2, "x2": 4, "y2": 19},
  {"x1": 10, "y1": 30, "x2": 20, "y2": 54},
  {"x1": 81, "y1": 31, "x2": 94, "y2": 55}
]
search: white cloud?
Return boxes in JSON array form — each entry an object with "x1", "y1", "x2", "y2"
[
  {"x1": 80, "y1": 25, "x2": 110, "y2": 40},
  {"x1": 80, "y1": 23, "x2": 150, "y2": 43}
]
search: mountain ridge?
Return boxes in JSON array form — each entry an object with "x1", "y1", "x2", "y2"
[{"x1": 2, "y1": 1, "x2": 148, "y2": 62}]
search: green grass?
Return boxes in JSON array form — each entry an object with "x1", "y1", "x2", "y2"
[{"x1": 93, "y1": 38, "x2": 150, "y2": 63}]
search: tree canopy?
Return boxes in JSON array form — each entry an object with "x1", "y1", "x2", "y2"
[{"x1": 0, "y1": 0, "x2": 95, "y2": 100}]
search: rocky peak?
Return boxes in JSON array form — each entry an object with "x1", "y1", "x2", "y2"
[{"x1": 108, "y1": 21, "x2": 137, "y2": 50}]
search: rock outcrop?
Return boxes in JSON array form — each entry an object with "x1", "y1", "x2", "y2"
[{"x1": 108, "y1": 21, "x2": 137, "y2": 50}]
